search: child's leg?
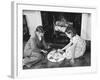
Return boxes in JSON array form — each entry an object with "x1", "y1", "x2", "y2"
[
  {"x1": 70, "y1": 57, "x2": 75, "y2": 64},
  {"x1": 64, "y1": 48, "x2": 72, "y2": 59},
  {"x1": 23, "y1": 52, "x2": 42, "y2": 68},
  {"x1": 70, "y1": 46, "x2": 75, "y2": 64}
]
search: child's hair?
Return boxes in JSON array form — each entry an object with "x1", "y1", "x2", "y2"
[
  {"x1": 36, "y1": 25, "x2": 44, "y2": 33},
  {"x1": 65, "y1": 26, "x2": 76, "y2": 37}
]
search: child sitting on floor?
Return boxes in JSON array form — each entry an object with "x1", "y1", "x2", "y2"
[
  {"x1": 58, "y1": 26, "x2": 86, "y2": 64},
  {"x1": 23, "y1": 26, "x2": 48, "y2": 68}
]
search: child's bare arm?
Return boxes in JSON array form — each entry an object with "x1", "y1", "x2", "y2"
[{"x1": 61, "y1": 41, "x2": 73, "y2": 51}]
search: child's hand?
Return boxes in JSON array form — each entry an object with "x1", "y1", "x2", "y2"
[
  {"x1": 47, "y1": 46, "x2": 50, "y2": 49},
  {"x1": 57, "y1": 49, "x2": 63, "y2": 52},
  {"x1": 57, "y1": 49, "x2": 61, "y2": 52},
  {"x1": 41, "y1": 50, "x2": 47, "y2": 53}
]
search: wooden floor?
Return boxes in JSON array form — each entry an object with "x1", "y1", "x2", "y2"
[{"x1": 23, "y1": 50, "x2": 91, "y2": 69}]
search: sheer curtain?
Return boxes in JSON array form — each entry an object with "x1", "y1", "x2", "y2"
[
  {"x1": 23, "y1": 10, "x2": 42, "y2": 38},
  {"x1": 81, "y1": 13, "x2": 91, "y2": 40}
]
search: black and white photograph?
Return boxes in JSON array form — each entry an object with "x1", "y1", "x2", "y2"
[{"x1": 23, "y1": 10, "x2": 91, "y2": 69}]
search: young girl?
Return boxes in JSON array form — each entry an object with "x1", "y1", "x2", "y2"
[{"x1": 58, "y1": 27, "x2": 86, "y2": 64}]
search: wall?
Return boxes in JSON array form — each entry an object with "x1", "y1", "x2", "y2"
[
  {"x1": 24, "y1": 11, "x2": 91, "y2": 40},
  {"x1": 0, "y1": 0, "x2": 100, "y2": 80}
]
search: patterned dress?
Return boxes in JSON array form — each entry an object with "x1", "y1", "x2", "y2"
[{"x1": 63, "y1": 35, "x2": 86, "y2": 59}]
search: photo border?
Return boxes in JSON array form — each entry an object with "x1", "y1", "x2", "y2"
[{"x1": 11, "y1": 1, "x2": 97, "y2": 78}]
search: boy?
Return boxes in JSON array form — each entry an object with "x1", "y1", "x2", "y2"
[{"x1": 23, "y1": 26, "x2": 48, "y2": 68}]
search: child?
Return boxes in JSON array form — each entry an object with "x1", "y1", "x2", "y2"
[
  {"x1": 58, "y1": 27, "x2": 86, "y2": 64},
  {"x1": 23, "y1": 26, "x2": 48, "y2": 68}
]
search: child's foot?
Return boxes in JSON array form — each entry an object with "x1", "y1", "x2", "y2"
[
  {"x1": 70, "y1": 59, "x2": 75, "y2": 65},
  {"x1": 26, "y1": 64, "x2": 32, "y2": 68}
]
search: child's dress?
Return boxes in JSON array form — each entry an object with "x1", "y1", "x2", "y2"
[{"x1": 63, "y1": 35, "x2": 86, "y2": 59}]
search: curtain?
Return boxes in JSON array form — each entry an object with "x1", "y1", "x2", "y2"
[
  {"x1": 81, "y1": 13, "x2": 91, "y2": 40},
  {"x1": 23, "y1": 10, "x2": 42, "y2": 38}
]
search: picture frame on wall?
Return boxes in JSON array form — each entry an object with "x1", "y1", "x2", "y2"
[{"x1": 11, "y1": 1, "x2": 97, "y2": 78}]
